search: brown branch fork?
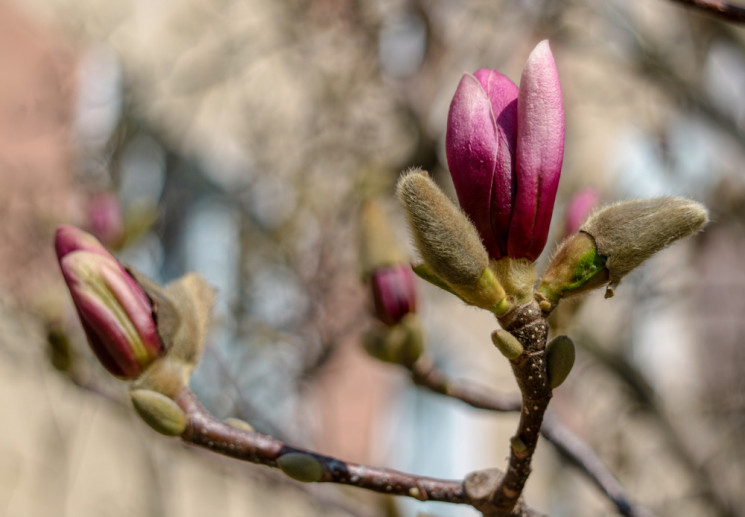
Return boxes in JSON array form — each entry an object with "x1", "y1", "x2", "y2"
[{"x1": 170, "y1": 299, "x2": 652, "y2": 517}]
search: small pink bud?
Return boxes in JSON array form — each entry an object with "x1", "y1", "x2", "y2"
[
  {"x1": 564, "y1": 187, "x2": 599, "y2": 238},
  {"x1": 55, "y1": 226, "x2": 162, "y2": 378},
  {"x1": 446, "y1": 40, "x2": 564, "y2": 262},
  {"x1": 371, "y1": 264, "x2": 417, "y2": 326},
  {"x1": 87, "y1": 192, "x2": 124, "y2": 247}
]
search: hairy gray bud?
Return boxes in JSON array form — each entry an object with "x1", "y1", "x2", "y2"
[
  {"x1": 397, "y1": 169, "x2": 488, "y2": 286},
  {"x1": 580, "y1": 197, "x2": 708, "y2": 296}
]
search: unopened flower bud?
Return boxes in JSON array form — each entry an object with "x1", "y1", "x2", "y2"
[
  {"x1": 580, "y1": 197, "x2": 708, "y2": 296},
  {"x1": 87, "y1": 191, "x2": 124, "y2": 248},
  {"x1": 397, "y1": 169, "x2": 506, "y2": 310},
  {"x1": 537, "y1": 197, "x2": 708, "y2": 309},
  {"x1": 56, "y1": 226, "x2": 162, "y2": 379},
  {"x1": 446, "y1": 40, "x2": 564, "y2": 262},
  {"x1": 371, "y1": 264, "x2": 417, "y2": 325}
]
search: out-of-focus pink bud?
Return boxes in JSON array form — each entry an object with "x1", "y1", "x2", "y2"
[
  {"x1": 446, "y1": 40, "x2": 564, "y2": 262},
  {"x1": 55, "y1": 226, "x2": 162, "y2": 378},
  {"x1": 564, "y1": 187, "x2": 599, "y2": 238},
  {"x1": 370, "y1": 263, "x2": 417, "y2": 326},
  {"x1": 87, "y1": 192, "x2": 124, "y2": 247}
]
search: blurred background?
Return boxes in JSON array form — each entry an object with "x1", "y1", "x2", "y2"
[{"x1": 1, "y1": 0, "x2": 744, "y2": 516}]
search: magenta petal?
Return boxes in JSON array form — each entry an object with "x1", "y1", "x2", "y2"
[
  {"x1": 474, "y1": 69, "x2": 518, "y2": 257},
  {"x1": 509, "y1": 40, "x2": 565, "y2": 261},
  {"x1": 100, "y1": 260, "x2": 162, "y2": 359},
  {"x1": 446, "y1": 74, "x2": 502, "y2": 258}
]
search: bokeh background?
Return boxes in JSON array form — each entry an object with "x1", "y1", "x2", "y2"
[{"x1": 1, "y1": 0, "x2": 744, "y2": 516}]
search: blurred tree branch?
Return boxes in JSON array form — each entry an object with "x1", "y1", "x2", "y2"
[{"x1": 666, "y1": 0, "x2": 745, "y2": 23}]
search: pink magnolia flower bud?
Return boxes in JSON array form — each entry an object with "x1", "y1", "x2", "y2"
[
  {"x1": 446, "y1": 40, "x2": 565, "y2": 262},
  {"x1": 564, "y1": 187, "x2": 599, "y2": 238},
  {"x1": 55, "y1": 226, "x2": 162, "y2": 378},
  {"x1": 370, "y1": 263, "x2": 417, "y2": 326},
  {"x1": 87, "y1": 192, "x2": 124, "y2": 247}
]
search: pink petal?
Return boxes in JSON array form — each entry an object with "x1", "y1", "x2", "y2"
[
  {"x1": 473, "y1": 69, "x2": 519, "y2": 258},
  {"x1": 509, "y1": 40, "x2": 565, "y2": 261},
  {"x1": 446, "y1": 74, "x2": 502, "y2": 258}
]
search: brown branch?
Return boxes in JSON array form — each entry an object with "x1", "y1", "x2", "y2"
[
  {"x1": 490, "y1": 302, "x2": 552, "y2": 514},
  {"x1": 410, "y1": 357, "x2": 522, "y2": 412},
  {"x1": 174, "y1": 387, "x2": 546, "y2": 516},
  {"x1": 665, "y1": 0, "x2": 745, "y2": 23},
  {"x1": 407, "y1": 350, "x2": 657, "y2": 516}
]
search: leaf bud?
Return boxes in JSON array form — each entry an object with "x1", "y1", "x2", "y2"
[
  {"x1": 546, "y1": 335, "x2": 575, "y2": 389},
  {"x1": 130, "y1": 389, "x2": 187, "y2": 436},
  {"x1": 277, "y1": 452, "x2": 324, "y2": 483},
  {"x1": 224, "y1": 418, "x2": 254, "y2": 432},
  {"x1": 491, "y1": 329, "x2": 524, "y2": 360}
]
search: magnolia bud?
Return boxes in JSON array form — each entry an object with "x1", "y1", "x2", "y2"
[
  {"x1": 371, "y1": 264, "x2": 417, "y2": 325},
  {"x1": 86, "y1": 191, "x2": 124, "y2": 248},
  {"x1": 56, "y1": 226, "x2": 163, "y2": 379},
  {"x1": 581, "y1": 197, "x2": 708, "y2": 296},
  {"x1": 397, "y1": 169, "x2": 506, "y2": 310},
  {"x1": 537, "y1": 197, "x2": 708, "y2": 309}
]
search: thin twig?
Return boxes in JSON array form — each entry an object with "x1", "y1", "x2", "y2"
[
  {"x1": 407, "y1": 354, "x2": 657, "y2": 517},
  {"x1": 410, "y1": 357, "x2": 522, "y2": 412},
  {"x1": 665, "y1": 0, "x2": 745, "y2": 23},
  {"x1": 491, "y1": 302, "x2": 552, "y2": 514},
  {"x1": 174, "y1": 387, "x2": 545, "y2": 515}
]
